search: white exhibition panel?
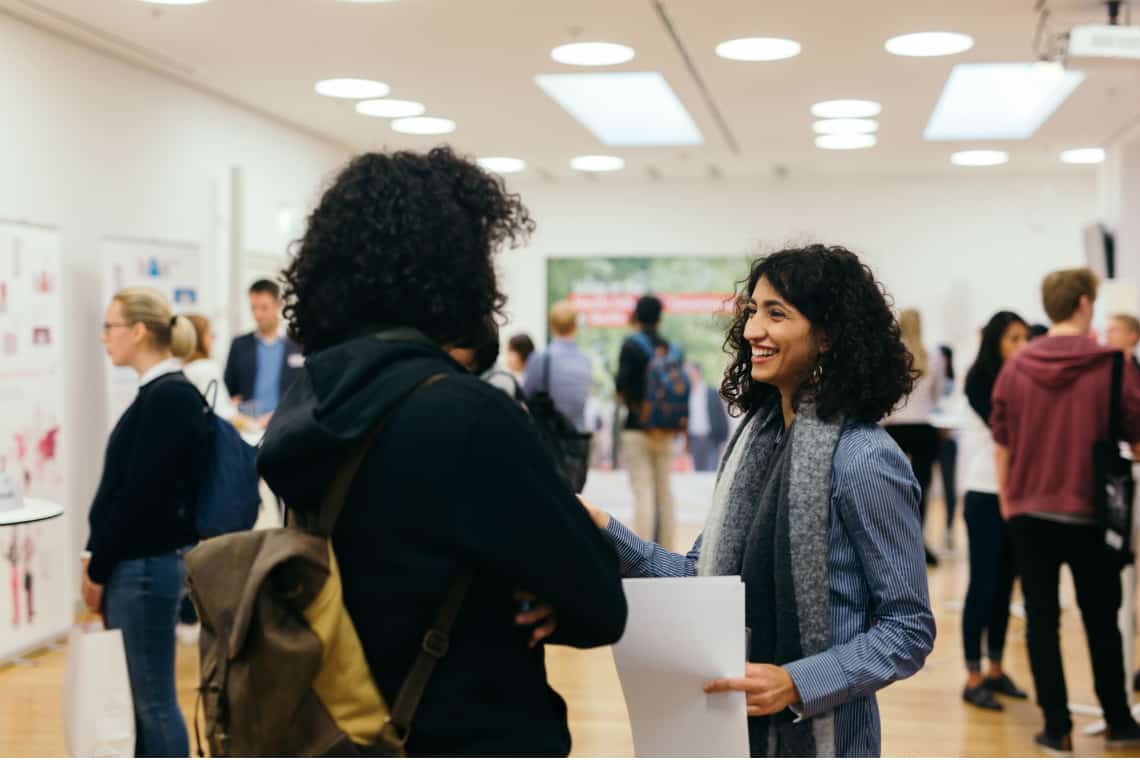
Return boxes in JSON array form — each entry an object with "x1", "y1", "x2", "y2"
[
  {"x1": 101, "y1": 238, "x2": 203, "y2": 430},
  {"x1": 0, "y1": 222, "x2": 70, "y2": 662}
]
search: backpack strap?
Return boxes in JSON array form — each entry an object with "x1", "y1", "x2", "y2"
[
  {"x1": 309, "y1": 373, "x2": 446, "y2": 537},
  {"x1": 384, "y1": 567, "x2": 475, "y2": 747},
  {"x1": 1110, "y1": 351, "x2": 1124, "y2": 442},
  {"x1": 630, "y1": 331, "x2": 655, "y2": 358}
]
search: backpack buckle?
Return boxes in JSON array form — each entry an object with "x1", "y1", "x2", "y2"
[{"x1": 421, "y1": 629, "x2": 449, "y2": 658}]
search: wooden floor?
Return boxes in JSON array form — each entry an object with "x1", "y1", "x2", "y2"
[{"x1": 4, "y1": 502, "x2": 1140, "y2": 757}]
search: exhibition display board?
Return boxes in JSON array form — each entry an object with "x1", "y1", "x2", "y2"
[{"x1": 0, "y1": 222, "x2": 69, "y2": 662}]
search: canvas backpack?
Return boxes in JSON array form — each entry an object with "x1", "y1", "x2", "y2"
[
  {"x1": 630, "y1": 332, "x2": 691, "y2": 432},
  {"x1": 186, "y1": 373, "x2": 470, "y2": 757}
]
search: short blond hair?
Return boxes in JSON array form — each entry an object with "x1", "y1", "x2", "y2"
[
  {"x1": 1112, "y1": 313, "x2": 1140, "y2": 336},
  {"x1": 113, "y1": 287, "x2": 196, "y2": 360},
  {"x1": 1042, "y1": 268, "x2": 1099, "y2": 323},
  {"x1": 549, "y1": 300, "x2": 578, "y2": 337}
]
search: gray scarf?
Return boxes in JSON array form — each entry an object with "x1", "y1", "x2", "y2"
[{"x1": 699, "y1": 398, "x2": 844, "y2": 757}]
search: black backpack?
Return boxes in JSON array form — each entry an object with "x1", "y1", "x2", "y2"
[{"x1": 524, "y1": 353, "x2": 592, "y2": 493}]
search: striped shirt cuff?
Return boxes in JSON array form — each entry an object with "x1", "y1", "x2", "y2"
[
  {"x1": 604, "y1": 517, "x2": 655, "y2": 576},
  {"x1": 784, "y1": 650, "x2": 850, "y2": 718}
]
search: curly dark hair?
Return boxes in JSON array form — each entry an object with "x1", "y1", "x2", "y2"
[
  {"x1": 281, "y1": 146, "x2": 535, "y2": 353},
  {"x1": 720, "y1": 245, "x2": 915, "y2": 423}
]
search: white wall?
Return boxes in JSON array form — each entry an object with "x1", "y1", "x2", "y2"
[
  {"x1": 499, "y1": 173, "x2": 1099, "y2": 359},
  {"x1": 0, "y1": 13, "x2": 348, "y2": 575}
]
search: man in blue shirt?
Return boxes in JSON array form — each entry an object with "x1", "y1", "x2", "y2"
[
  {"x1": 522, "y1": 301, "x2": 593, "y2": 431},
  {"x1": 224, "y1": 280, "x2": 304, "y2": 426}
]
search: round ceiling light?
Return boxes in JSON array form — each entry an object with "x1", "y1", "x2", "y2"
[
  {"x1": 884, "y1": 32, "x2": 974, "y2": 57},
  {"x1": 1060, "y1": 147, "x2": 1106, "y2": 165},
  {"x1": 478, "y1": 157, "x2": 527, "y2": 174},
  {"x1": 951, "y1": 150, "x2": 1009, "y2": 167},
  {"x1": 355, "y1": 99, "x2": 426, "y2": 118},
  {"x1": 551, "y1": 42, "x2": 635, "y2": 66},
  {"x1": 810, "y1": 99, "x2": 882, "y2": 119},
  {"x1": 571, "y1": 155, "x2": 625, "y2": 172},
  {"x1": 391, "y1": 116, "x2": 456, "y2": 135},
  {"x1": 314, "y1": 78, "x2": 390, "y2": 99},
  {"x1": 815, "y1": 134, "x2": 877, "y2": 150},
  {"x1": 715, "y1": 37, "x2": 801, "y2": 61},
  {"x1": 812, "y1": 118, "x2": 879, "y2": 135}
]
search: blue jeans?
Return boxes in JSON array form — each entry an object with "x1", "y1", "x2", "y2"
[{"x1": 103, "y1": 553, "x2": 190, "y2": 757}]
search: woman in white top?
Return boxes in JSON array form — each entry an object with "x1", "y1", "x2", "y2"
[
  {"x1": 884, "y1": 309, "x2": 944, "y2": 566},
  {"x1": 184, "y1": 315, "x2": 241, "y2": 423},
  {"x1": 960, "y1": 311, "x2": 1030, "y2": 711}
]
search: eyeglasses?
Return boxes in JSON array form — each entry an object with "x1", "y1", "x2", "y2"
[{"x1": 101, "y1": 322, "x2": 132, "y2": 334}]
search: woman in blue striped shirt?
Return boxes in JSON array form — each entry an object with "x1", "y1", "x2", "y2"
[{"x1": 584, "y1": 246, "x2": 936, "y2": 757}]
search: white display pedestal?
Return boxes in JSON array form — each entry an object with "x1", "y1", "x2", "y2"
[{"x1": 0, "y1": 498, "x2": 63, "y2": 527}]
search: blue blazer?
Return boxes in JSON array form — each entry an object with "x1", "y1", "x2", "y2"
[{"x1": 223, "y1": 333, "x2": 305, "y2": 402}]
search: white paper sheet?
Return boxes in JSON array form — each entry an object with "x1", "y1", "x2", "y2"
[{"x1": 612, "y1": 576, "x2": 749, "y2": 757}]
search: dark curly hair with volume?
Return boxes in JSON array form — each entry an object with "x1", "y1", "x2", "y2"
[
  {"x1": 720, "y1": 245, "x2": 915, "y2": 423},
  {"x1": 281, "y1": 146, "x2": 535, "y2": 353}
]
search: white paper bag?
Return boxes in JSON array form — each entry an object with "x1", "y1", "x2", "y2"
[{"x1": 62, "y1": 625, "x2": 135, "y2": 757}]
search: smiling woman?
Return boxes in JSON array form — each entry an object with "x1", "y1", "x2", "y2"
[{"x1": 583, "y1": 245, "x2": 934, "y2": 757}]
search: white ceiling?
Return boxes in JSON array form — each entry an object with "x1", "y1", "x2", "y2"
[{"x1": 7, "y1": 0, "x2": 1140, "y2": 178}]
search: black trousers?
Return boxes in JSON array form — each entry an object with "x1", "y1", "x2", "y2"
[
  {"x1": 886, "y1": 424, "x2": 940, "y2": 528},
  {"x1": 962, "y1": 492, "x2": 1016, "y2": 668},
  {"x1": 939, "y1": 437, "x2": 959, "y2": 528},
  {"x1": 1008, "y1": 515, "x2": 1131, "y2": 737}
]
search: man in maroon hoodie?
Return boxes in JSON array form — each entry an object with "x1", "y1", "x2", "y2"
[{"x1": 993, "y1": 267, "x2": 1140, "y2": 754}]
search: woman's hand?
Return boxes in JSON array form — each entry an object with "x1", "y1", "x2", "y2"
[
  {"x1": 81, "y1": 566, "x2": 104, "y2": 615},
  {"x1": 577, "y1": 495, "x2": 610, "y2": 531},
  {"x1": 514, "y1": 591, "x2": 557, "y2": 648},
  {"x1": 704, "y1": 663, "x2": 801, "y2": 717}
]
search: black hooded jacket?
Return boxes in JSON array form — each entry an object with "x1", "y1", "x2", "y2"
[{"x1": 258, "y1": 332, "x2": 627, "y2": 756}]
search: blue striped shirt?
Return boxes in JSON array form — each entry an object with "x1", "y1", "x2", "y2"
[{"x1": 605, "y1": 423, "x2": 935, "y2": 757}]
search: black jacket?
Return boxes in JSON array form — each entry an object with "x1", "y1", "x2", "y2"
[
  {"x1": 86, "y1": 372, "x2": 210, "y2": 584},
  {"x1": 223, "y1": 332, "x2": 305, "y2": 404},
  {"x1": 258, "y1": 332, "x2": 627, "y2": 757}
]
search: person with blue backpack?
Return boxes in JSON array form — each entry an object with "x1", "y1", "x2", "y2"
[
  {"x1": 615, "y1": 295, "x2": 691, "y2": 549},
  {"x1": 82, "y1": 287, "x2": 211, "y2": 757}
]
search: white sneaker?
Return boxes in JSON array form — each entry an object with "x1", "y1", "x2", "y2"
[{"x1": 176, "y1": 623, "x2": 200, "y2": 647}]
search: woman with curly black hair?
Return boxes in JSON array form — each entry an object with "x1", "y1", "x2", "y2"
[
  {"x1": 258, "y1": 147, "x2": 626, "y2": 756},
  {"x1": 583, "y1": 245, "x2": 935, "y2": 757}
]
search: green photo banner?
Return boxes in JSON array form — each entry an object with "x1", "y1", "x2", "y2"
[{"x1": 545, "y1": 255, "x2": 750, "y2": 397}]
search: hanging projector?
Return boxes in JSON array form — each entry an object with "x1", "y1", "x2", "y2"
[{"x1": 1065, "y1": 23, "x2": 1140, "y2": 68}]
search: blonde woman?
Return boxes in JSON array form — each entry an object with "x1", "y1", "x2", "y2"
[
  {"x1": 83, "y1": 287, "x2": 210, "y2": 757},
  {"x1": 184, "y1": 314, "x2": 244, "y2": 424},
  {"x1": 883, "y1": 308, "x2": 944, "y2": 566}
]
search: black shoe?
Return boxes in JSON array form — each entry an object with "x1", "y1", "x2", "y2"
[
  {"x1": 962, "y1": 683, "x2": 1002, "y2": 711},
  {"x1": 1133, "y1": 669, "x2": 1140, "y2": 692},
  {"x1": 1033, "y1": 731, "x2": 1073, "y2": 757},
  {"x1": 983, "y1": 673, "x2": 1028, "y2": 699},
  {"x1": 1107, "y1": 721, "x2": 1140, "y2": 749},
  {"x1": 925, "y1": 546, "x2": 940, "y2": 567}
]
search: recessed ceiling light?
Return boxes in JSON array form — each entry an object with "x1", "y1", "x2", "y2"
[
  {"x1": 813, "y1": 118, "x2": 879, "y2": 135},
  {"x1": 885, "y1": 32, "x2": 974, "y2": 57},
  {"x1": 535, "y1": 72, "x2": 703, "y2": 147},
  {"x1": 925, "y1": 62, "x2": 1084, "y2": 140},
  {"x1": 811, "y1": 99, "x2": 882, "y2": 119},
  {"x1": 1060, "y1": 147, "x2": 1106, "y2": 165},
  {"x1": 478, "y1": 157, "x2": 527, "y2": 174},
  {"x1": 815, "y1": 134, "x2": 877, "y2": 150},
  {"x1": 391, "y1": 116, "x2": 456, "y2": 135},
  {"x1": 314, "y1": 78, "x2": 390, "y2": 99},
  {"x1": 139, "y1": 0, "x2": 208, "y2": 4},
  {"x1": 950, "y1": 150, "x2": 1009, "y2": 166},
  {"x1": 355, "y1": 99, "x2": 426, "y2": 118},
  {"x1": 571, "y1": 155, "x2": 625, "y2": 172},
  {"x1": 551, "y1": 42, "x2": 635, "y2": 67},
  {"x1": 715, "y1": 37, "x2": 801, "y2": 61}
]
